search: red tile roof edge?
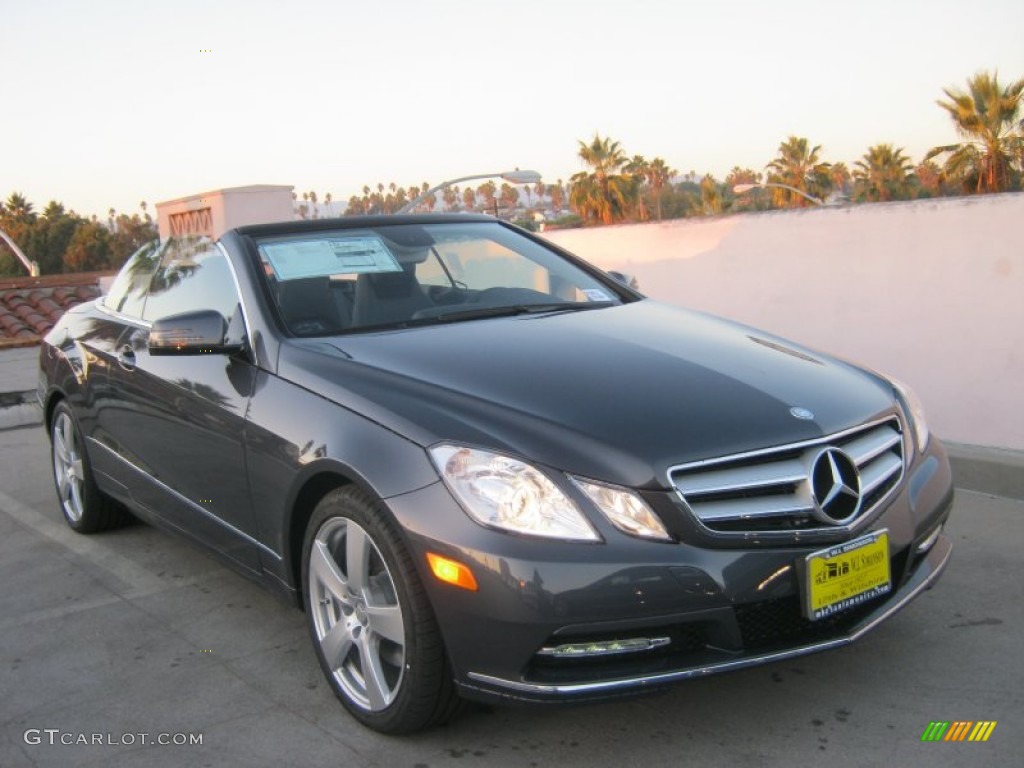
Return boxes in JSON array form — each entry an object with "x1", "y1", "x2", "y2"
[
  {"x1": 0, "y1": 336, "x2": 41, "y2": 349},
  {"x1": 0, "y1": 271, "x2": 114, "y2": 291}
]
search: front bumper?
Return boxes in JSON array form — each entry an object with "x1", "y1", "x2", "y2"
[
  {"x1": 460, "y1": 531, "x2": 951, "y2": 702},
  {"x1": 386, "y1": 441, "x2": 954, "y2": 705}
]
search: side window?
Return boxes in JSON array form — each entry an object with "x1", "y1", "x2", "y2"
[
  {"x1": 141, "y1": 237, "x2": 240, "y2": 323},
  {"x1": 104, "y1": 241, "x2": 161, "y2": 318}
]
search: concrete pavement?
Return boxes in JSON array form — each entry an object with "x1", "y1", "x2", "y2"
[{"x1": 1, "y1": 423, "x2": 1022, "y2": 768}]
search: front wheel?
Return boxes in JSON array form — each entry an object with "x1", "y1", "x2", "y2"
[
  {"x1": 50, "y1": 401, "x2": 130, "y2": 533},
  {"x1": 301, "y1": 486, "x2": 461, "y2": 733}
]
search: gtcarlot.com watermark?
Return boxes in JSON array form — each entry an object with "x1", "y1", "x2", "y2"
[{"x1": 24, "y1": 729, "x2": 203, "y2": 747}]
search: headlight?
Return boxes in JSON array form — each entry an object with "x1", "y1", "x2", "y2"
[
  {"x1": 892, "y1": 378, "x2": 929, "y2": 454},
  {"x1": 572, "y1": 478, "x2": 672, "y2": 541},
  {"x1": 430, "y1": 444, "x2": 599, "y2": 542}
]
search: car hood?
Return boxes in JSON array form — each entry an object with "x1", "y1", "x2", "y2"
[{"x1": 278, "y1": 301, "x2": 897, "y2": 489}]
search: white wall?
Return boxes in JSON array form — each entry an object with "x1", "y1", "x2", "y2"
[{"x1": 544, "y1": 193, "x2": 1024, "y2": 451}]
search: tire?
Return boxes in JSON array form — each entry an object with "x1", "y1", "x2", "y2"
[
  {"x1": 50, "y1": 401, "x2": 131, "y2": 533},
  {"x1": 301, "y1": 486, "x2": 461, "y2": 733}
]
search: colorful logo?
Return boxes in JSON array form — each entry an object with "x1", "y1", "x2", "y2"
[{"x1": 921, "y1": 721, "x2": 997, "y2": 742}]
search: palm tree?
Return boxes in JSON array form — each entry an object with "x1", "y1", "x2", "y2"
[
  {"x1": 476, "y1": 181, "x2": 497, "y2": 213},
  {"x1": 499, "y1": 183, "x2": 520, "y2": 213},
  {"x1": 462, "y1": 187, "x2": 477, "y2": 211},
  {"x1": 623, "y1": 155, "x2": 650, "y2": 220},
  {"x1": 913, "y1": 160, "x2": 946, "y2": 197},
  {"x1": 925, "y1": 71, "x2": 1024, "y2": 193},
  {"x1": 647, "y1": 157, "x2": 676, "y2": 220},
  {"x1": 442, "y1": 185, "x2": 459, "y2": 211},
  {"x1": 700, "y1": 175, "x2": 723, "y2": 215},
  {"x1": 829, "y1": 162, "x2": 852, "y2": 198},
  {"x1": 570, "y1": 134, "x2": 634, "y2": 224},
  {"x1": 548, "y1": 183, "x2": 565, "y2": 213},
  {"x1": 725, "y1": 167, "x2": 761, "y2": 187},
  {"x1": 765, "y1": 136, "x2": 832, "y2": 208},
  {"x1": 853, "y1": 144, "x2": 914, "y2": 202}
]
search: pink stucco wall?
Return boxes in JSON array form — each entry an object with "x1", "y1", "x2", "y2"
[{"x1": 544, "y1": 193, "x2": 1024, "y2": 451}]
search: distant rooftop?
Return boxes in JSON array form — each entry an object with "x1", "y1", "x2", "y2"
[{"x1": 0, "y1": 272, "x2": 108, "y2": 348}]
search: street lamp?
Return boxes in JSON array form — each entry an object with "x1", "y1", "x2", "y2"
[
  {"x1": 0, "y1": 227, "x2": 40, "y2": 277},
  {"x1": 398, "y1": 170, "x2": 542, "y2": 214},
  {"x1": 733, "y1": 182, "x2": 826, "y2": 207}
]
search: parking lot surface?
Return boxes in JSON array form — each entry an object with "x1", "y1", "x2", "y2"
[{"x1": 1, "y1": 424, "x2": 1021, "y2": 768}]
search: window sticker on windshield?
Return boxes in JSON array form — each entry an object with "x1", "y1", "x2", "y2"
[
  {"x1": 263, "y1": 237, "x2": 401, "y2": 280},
  {"x1": 583, "y1": 288, "x2": 612, "y2": 302}
]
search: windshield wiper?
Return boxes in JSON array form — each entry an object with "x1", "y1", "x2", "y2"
[{"x1": 431, "y1": 302, "x2": 611, "y2": 325}]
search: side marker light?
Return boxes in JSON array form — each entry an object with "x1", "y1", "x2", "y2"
[{"x1": 427, "y1": 552, "x2": 478, "y2": 591}]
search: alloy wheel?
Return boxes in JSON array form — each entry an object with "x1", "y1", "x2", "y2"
[
  {"x1": 308, "y1": 517, "x2": 406, "y2": 711},
  {"x1": 52, "y1": 411, "x2": 85, "y2": 523}
]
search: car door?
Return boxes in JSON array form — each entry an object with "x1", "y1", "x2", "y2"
[{"x1": 106, "y1": 236, "x2": 261, "y2": 571}]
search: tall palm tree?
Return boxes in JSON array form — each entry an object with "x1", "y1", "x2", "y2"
[
  {"x1": 853, "y1": 144, "x2": 914, "y2": 202},
  {"x1": 570, "y1": 134, "x2": 633, "y2": 224},
  {"x1": 462, "y1": 187, "x2": 477, "y2": 211},
  {"x1": 442, "y1": 185, "x2": 459, "y2": 211},
  {"x1": 499, "y1": 183, "x2": 520, "y2": 213},
  {"x1": 647, "y1": 157, "x2": 675, "y2": 220},
  {"x1": 829, "y1": 162, "x2": 851, "y2": 198},
  {"x1": 700, "y1": 175, "x2": 723, "y2": 215},
  {"x1": 925, "y1": 71, "x2": 1024, "y2": 193},
  {"x1": 725, "y1": 167, "x2": 761, "y2": 186},
  {"x1": 476, "y1": 181, "x2": 497, "y2": 213},
  {"x1": 548, "y1": 183, "x2": 565, "y2": 213},
  {"x1": 623, "y1": 155, "x2": 650, "y2": 220},
  {"x1": 765, "y1": 136, "x2": 832, "y2": 208}
]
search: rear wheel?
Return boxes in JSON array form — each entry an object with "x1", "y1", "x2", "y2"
[
  {"x1": 302, "y1": 486, "x2": 461, "y2": 733},
  {"x1": 50, "y1": 401, "x2": 130, "y2": 533}
]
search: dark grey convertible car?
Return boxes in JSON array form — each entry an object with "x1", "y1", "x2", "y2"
[{"x1": 39, "y1": 214, "x2": 954, "y2": 732}]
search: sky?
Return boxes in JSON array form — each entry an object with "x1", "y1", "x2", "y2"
[{"x1": 3, "y1": 0, "x2": 1023, "y2": 219}]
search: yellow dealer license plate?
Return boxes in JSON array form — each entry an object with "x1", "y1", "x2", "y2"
[{"x1": 803, "y1": 530, "x2": 891, "y2": 621}]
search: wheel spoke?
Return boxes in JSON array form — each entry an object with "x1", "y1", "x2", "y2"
[
  {"x1": 68, "y1": 479, "x2": 83, "y2": 518},
  {"x1": 57, "y1": 469, "x2": 70, "y2": 500},
  {"x1": 365, "y1": 604, "x2": 404, "y2": 645},
  {"x1": 319, "y1": 620, "x2": 354, "y2": 671},
  {"x1": 345, "y1": 524, "x2": 370, "y2": 594},
  {"x1": 310, "y1": 540, "x2": 348, "y2": 601},
  {"x1": 54, "y1": 425, "x2": 70, "y2": 465},
  {"x1": 71, "y1": 458, "x2": 84, "y2": 481},
  {"x1": 358, "y1": 636, "x2": 391, "y2": 710}
]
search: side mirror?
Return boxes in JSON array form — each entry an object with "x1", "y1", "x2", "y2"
[
  {"x1": 148, "y1": 310, "x2": 243, "y2": 356},
  {"x1": 607, "y1": 270, "x2": 640, "y2": 291}
]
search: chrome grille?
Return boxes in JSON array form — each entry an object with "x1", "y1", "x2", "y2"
[{"x1": 671, "y1": 417, "x2": 905, "y2": 534}]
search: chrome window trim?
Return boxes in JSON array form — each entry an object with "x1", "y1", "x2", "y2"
[
  {"x1": 216, "y1": 241, "x2": 259, "y2": 368},
  {"x1": 96, "y1": 243, "x2": 257, "y2": 366},
  {"x1": 96, "y1": 301, "x2": 153, "y2": 330}
]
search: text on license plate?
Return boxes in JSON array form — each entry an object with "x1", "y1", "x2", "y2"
[{"x1": 803, "y1": 530, "x2": 891, "y2": 620}]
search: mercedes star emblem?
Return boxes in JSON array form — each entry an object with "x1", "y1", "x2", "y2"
[{"x1": 809, "y1": 447, "x2": 862, "y2": 524}]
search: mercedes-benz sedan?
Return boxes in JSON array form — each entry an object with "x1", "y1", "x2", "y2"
[{"x1": 39, "y1": 214, "x2": 954, "y2": 733}]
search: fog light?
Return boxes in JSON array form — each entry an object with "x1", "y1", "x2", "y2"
[
  {"x1": 537, "y1": 636, "x2": 671, "y2": 658},
  {"x1": 916, "y1": 526, "x2": 942, "y2": 555},
  {"x1": 427, "y1": 552, "x2": 478, "y2": 591}
]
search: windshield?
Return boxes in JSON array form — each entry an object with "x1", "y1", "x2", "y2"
[{"x1": 254, "y1": 221, "x2": 626, "y2": 336}]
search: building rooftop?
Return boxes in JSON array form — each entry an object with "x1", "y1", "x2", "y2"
[{"x1": 0, "y1": 272, "x2": 109, "y2": 348}]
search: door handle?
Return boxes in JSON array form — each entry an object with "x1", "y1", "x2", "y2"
[{"x1": 117, "y1": 344, "x2": 136, "y2": 369}]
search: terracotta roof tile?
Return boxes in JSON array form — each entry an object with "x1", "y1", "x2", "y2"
[{"x1": 0, "y1": 272, "x2": 111, "y2": 347}]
